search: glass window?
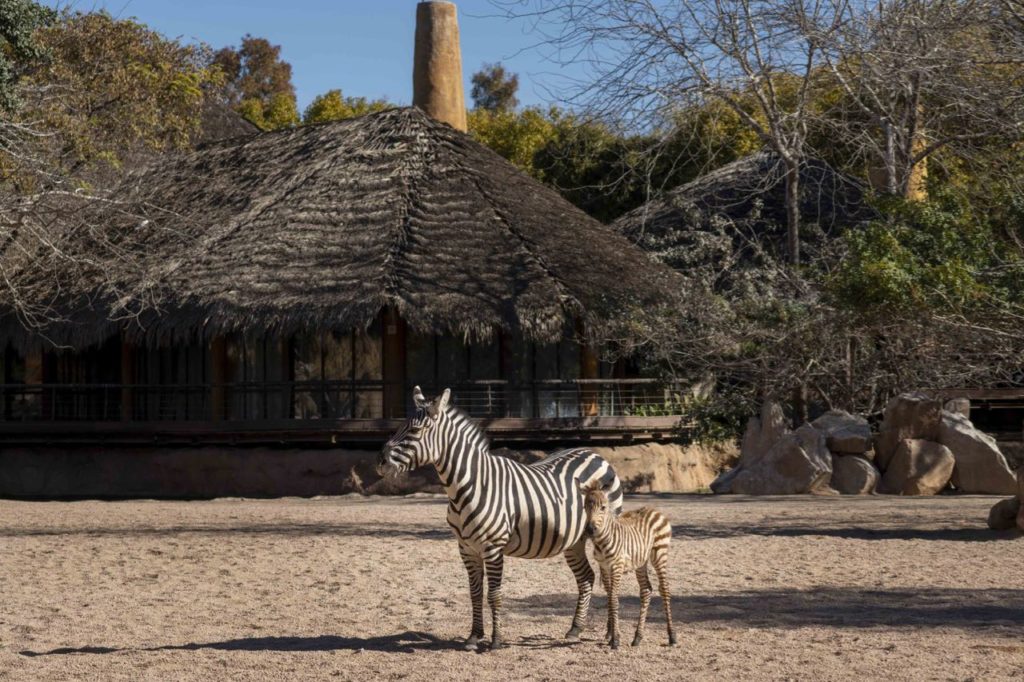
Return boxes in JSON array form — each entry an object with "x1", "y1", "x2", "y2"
[
  {"x1": 353, "y1": 320, "x2": 382, "y2": 418},
  {"x1": 292, "y1": 333, "x2": 324, "y2": 419},
  {"x1": 323, "y1": 331, "x2": 354, "y2": 418}
]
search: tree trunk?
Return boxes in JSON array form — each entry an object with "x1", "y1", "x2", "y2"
[
  {"x1": 791, "y1": 383, "x2": 808, "y2": 428},
  {"x1": 783, "y1": 160, "x2": 801, "y2": 265}
]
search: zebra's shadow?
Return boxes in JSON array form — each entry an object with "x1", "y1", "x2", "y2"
[{"x1": 19, "y1": 631, "x2": 461, "y2": 657}]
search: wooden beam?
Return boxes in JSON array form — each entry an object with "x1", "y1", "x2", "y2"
[
  {"x1": 209, "y1": 335, "x2": 227, "y2": 421},
  {"x1": 576, "y1": 319, "x2": 600, "y2": 417},
  {"x1": 120, "y1": 338, "x2": 135, "y2": 421}
]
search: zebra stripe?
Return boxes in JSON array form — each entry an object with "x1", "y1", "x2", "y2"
[
  {"x1": 583, "y1": 487, "x2": 677, "y2": 648},
  {"x1": 378, "y1": 386, "x2": 623, "y2": 649}
]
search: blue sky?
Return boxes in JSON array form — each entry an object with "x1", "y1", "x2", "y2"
[{"x1": 53, "y1": 0, "x2": 574, "y2": 113}]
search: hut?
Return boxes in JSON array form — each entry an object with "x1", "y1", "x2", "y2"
[{"x1": 0, "y1": 2, "x2": 684, "y2": 449}]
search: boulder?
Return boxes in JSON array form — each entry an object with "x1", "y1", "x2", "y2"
[
  {"x1": 877, "y1": 439, "x2": 955, "y2": 496},
  {"x1": 987, "y1": 496, "x2": 1021, "y2": 531},
  {"x1": 1000, "y1": 441, "x2": 1024, "y2": 471},
  {"x1": 943, "y1": 398, "x2": 971, "y2": 419},
  {"x1": 1018, "y1": 470, "x2": 1024, "y2": 531},
  {"x1": 717, "y1": 423, "x2": 832, "y2": 495},
  {"x1": 938, "y1": 411, "x2": 1017, "y2": 495},
  {"x1": 830, "y1": 454, "x2": 879, "y2": 495},
  {"x1": 812, "y1": 410, "x2": 872, "y2": 454},
  {"x1": 875, "y1": 393, "x2": 943, "y2": 471},
  {"x1": 739, "y1": 401, "x2": 790, "y2": 463}
]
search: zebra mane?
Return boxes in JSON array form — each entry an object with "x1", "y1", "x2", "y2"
[{"x1": 444, "y1": 405, "x2": 492, "y2": 452}]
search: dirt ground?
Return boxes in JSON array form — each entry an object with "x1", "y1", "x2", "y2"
[{"x1": 1, "y1": 494, "x2": 1021, "y2": 681}]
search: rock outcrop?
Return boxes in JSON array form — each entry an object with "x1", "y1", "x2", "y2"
[
  {"x1": 830, "y1": 454, "x2": 879, "y2": 495},
  {"x1": 943, "y1": 398, "x2": 971, "y2": 419},
  {"x1": 812, "y1": 410, "x2": 872, "y2": 454},
  {"x1": 714, "y1": 393, "x2": 1017, "y2": 498},
  {"x1": 713, "y1": 419, "x2": 833, "y2": 495},
  {"x1": 987, "y1": 496, "x2": 1021, "y2": 531},
  {"x1": 874, "y1": 393, "x2": 943, "y2": 471},
  {"x1": 877, "y1": 439, "x2": 955, "y2": 496},
  {"x1": 938, "y1": 411, "x2": 1017, "y2": 495}
]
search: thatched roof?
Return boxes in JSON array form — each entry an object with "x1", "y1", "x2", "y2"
[
  {"x1": 613, "y1": 152, "x2": 875, "y2": 272},
  {"x1": 14, "y1": 107, "x2": 681, "y2": 346},
  {"x1": 195, "y1": 99, "x2": 260, "y2": 145}
]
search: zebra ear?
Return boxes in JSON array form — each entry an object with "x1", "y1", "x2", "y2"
[
  {"x1": 412, "y1": 385, "x2": 429, "y2": 409},
  {"x1": 436, "y1": 388, "x2": 451, "y2": 413},
  {"x1": 426, "y1": 388, "x2": 451, "y2": 419}
]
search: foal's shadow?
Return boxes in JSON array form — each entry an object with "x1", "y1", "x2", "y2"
[{"x1": 19, "y1": 631, "x2": 460, "y2": 657}]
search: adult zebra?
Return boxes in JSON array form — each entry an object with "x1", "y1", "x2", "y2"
[{"x1": 377, "y1": 386, "x2": 623, "y2": 650}]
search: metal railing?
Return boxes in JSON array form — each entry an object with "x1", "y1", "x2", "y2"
[{"x1": 0, "y1": 379, "x2": 687, "y2": 422}]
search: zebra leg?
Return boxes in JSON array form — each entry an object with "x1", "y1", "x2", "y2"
[
  {"x1": 607, "y1": 564, "x2": 622, "y2": 649},
  {"x1": 597, "y1": 565, "x2": 612, "y2": 642},
  {"x1": 483, "y1": 546, "x2": 506, "y2": 650},
  {"x1": 459, "y1": 543, "x2": 485, "y2": 650},
  {"x1": 563, "y1": 538, "x2": 595, "y2": 641},
  {"x1": 633, "y1": 565, "x2": 652, "y2": 647},
  {"x1": 652, "y1": 547, "x2": 677, "y2": 646}
]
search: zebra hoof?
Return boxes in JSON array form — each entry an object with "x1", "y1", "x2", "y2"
[
  {"x1": 631, "y1": 634, "x2": 643, "y2": 647},
  {"x1": 489, "y1": 639, "x2": 505, "y2": 651},
  {"x1": 564, "y1": 626, "x2": 582, "y2": 642},
  {"x1": 668, "y1": 634, "x2": 679, "y2": 647},
  {"x1": 609, "y1": 637, "x2": 620, "y2": 650},
  {"x1": 463, "y1": 636, "x2": 481, "y2": 651}
]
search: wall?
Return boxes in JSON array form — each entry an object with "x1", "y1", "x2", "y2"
[{"x1": 0, "y1": 441, "x2": 737, "y2": 499}]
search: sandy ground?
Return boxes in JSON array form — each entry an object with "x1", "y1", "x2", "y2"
[{"x1": 1, "y1": 494, "x2": 1021, "y2": 681}]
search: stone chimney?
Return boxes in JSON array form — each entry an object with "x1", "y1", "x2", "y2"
[{"x1": 413, "y1": 1, "x2": 467, "y2": 132}]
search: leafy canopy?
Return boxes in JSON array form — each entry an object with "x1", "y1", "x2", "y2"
[
  {"x1": 303, "y1": 89, "x2": 391, "y2": 125},
  {"x1": 0, "y1": 0, "x2": 55, "y2": 111},
  {"x1": 212, "y1": 35, "x2": 298, "y2": 130},
  {"x1": 470, "y1": 62, "x2": 519, "y2": 112}
]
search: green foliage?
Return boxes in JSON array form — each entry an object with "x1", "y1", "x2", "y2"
[
  {"x1": 828, "y1": 190, "x2": 1023, "y2": 314},
  {"x1": 22, "y1": 11, "x2": 219, "y2": 172},
  {"x1": 470, "y1": 62, "x2": 519, "y2": 112},
  {"x1": 302, "y1": 89, "x2": 391, "y2": 125},
  {"x1": 468, "y1": 97, "x2": 771, "y2": 222},
  {"x1": 467, "y1": 106, "x2": 559, "y2": 176},
  {"x1": 0, "y1": 0, "x2": 55, "y2": 111},
  {"x1": 684, "y1": 393, "x2": 749, "y2": 445},
  {"x1": 625, "y1": 391, "x2": 746, "y2": 444},
  {"x1": 212, "y1": 35, "x2": 298, "y2": 131},
  {"x1": 240, "y1": 91, "x2": 299, "y2": 131}
]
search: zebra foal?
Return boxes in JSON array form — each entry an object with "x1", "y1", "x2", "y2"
[
  {"x1": 583, "y1": 486, "x2": 677, "y2": 649},
  {"x1": 377, "y1": 386, "x2": 623, "y2": 651}
]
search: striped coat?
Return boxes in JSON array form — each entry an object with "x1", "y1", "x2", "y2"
[
  {"x1": 584, "y1": 487, "x2": 677, "y2": 648},
  {"x1": 379, "y1": 387, "x2": 623, "y2": 650}
]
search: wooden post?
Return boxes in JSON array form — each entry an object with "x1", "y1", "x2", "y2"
[
  {"x1": 210, "y1": 335, "x2": 227, "y2": 421},
  {"x1": 280, "y1": 335, "x2": 293, "y2": 419},
  {"x1": 24, "y1": 348, "x2": 45, "y2": 419},
  {"x1": 413, "y1": 2, "x2": 467, "y2": 132},
  {"x1": 382, "y1": 307, "x2": 407, "y2": 418},
  {"x1": 120, "y1": 337, "x2": 135, "y2": 421},
  {"x1": 576, "y1": 319, "x2": 600, "y2": 417}
]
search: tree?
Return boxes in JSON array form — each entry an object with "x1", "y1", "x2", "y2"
[
  {"x1": 820, "y1": 0, "x2": 1024, "y2": 199},
  {"x1": 1, "y1": 9, "x2": 218, "y2": 332},
  {"x1": 0, "y1": 0, "x2": 55, "y2": 111},
  {"x1": 212, "y1": 35, "x2": 298, "y2": 130},
  {"x1": 26, "y1": 11, "x2": 218, "y2": 176},
  {"x1": 303, "y1": 89, "x2": 391, "y2": 125},
  {"x1": 470, "y1": 62, "x2": 519, "y2": 112},
  {"x1": 498, "y1": 0, "x2": 853, "y2": 266}
]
